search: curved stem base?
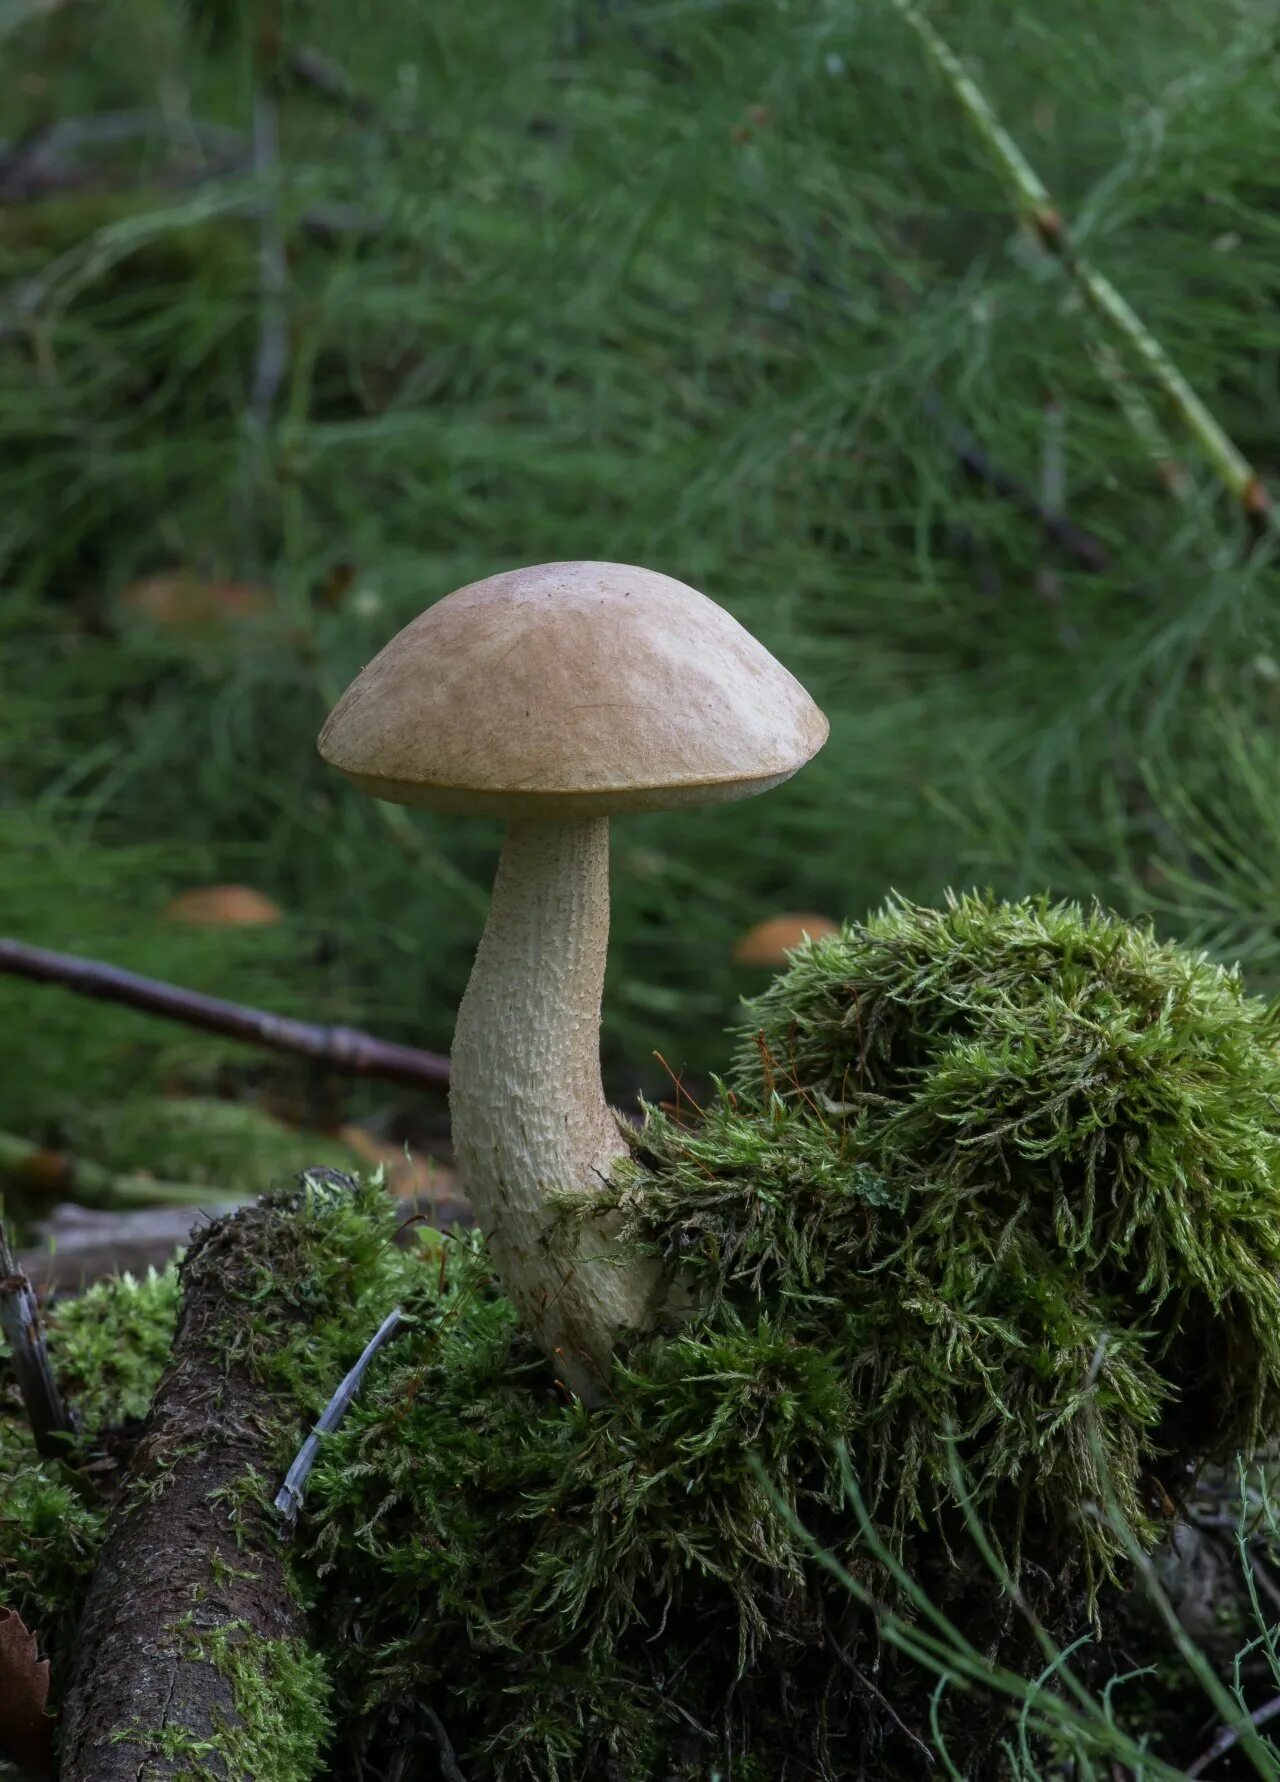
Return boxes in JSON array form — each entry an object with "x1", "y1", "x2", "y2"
[{"x1": 449, "y1": 816, "x2": 659, "y2": 1402}]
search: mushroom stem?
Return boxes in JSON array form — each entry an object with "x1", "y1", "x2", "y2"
[{"x1": 449, "y1": 815, "x2": 658, "y2": 1402}]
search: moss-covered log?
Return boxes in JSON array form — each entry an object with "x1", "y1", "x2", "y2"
[{"x1": 57, "y1": 1195, "x2": 331, "y2": 1781}]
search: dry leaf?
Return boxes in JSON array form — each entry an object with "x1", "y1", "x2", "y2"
[
  {"x1": 163, "y1": 884, "x2": 283, "y2": 927},
  {"x1": 734, "y1": 912, "x2": 839, "y2": 968},
  {"x1": 0, "y1": 1608, "x2": 54, "y2": 1780},
  {"x1": 336, "y1": 1125, "x2": 457, "y2": 1201}
]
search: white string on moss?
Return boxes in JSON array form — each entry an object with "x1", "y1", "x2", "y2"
[{"x1": 274, "y1": 1304, "x2": 405, "y2": 1536}]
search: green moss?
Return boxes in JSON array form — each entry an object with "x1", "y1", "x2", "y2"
[
  {"x1": 0, "y1": 1268, "x2": 179, "y2": 1654},
  {"x1": 294, "y1": 896, "x2": 1280, "y2": 1779},
  {"x1": 108, "y1": 1620, "x2": 329, "y2": 1781},
  {"x1": 45, "y1": 1266, "x2": 181, "y2": 1428},
  {"x1": 190, "y1": 1621, "x2": 331, "y2": 1782},
  {"x1": 729, "y1": 892, "x2": 1280, "y2": 1484},
  {"x1": 11, "y1": 899, "x2": 1280, "y2": 1776}
]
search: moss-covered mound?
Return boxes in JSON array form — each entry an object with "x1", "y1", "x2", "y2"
[
  {"x1": 7, "y1": 896, "x2": 1280, "y2": 1780},
  {"x1": 731, "y1": 892, "x2": 1280, "y2": 1515},
  {"x1": 292, "y1": 895, "x2": 1280, "y2": 1778}
]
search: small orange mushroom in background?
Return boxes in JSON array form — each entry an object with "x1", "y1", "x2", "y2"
[
  {"x1": 163, "y1": 885, "x2": 283, "y2": 927},
  {"x1": 117, "y1": 570, "x2": 275, "y2": 632},
  {"x1": 734, "y1": 912, "x2": 840, "y2": 968},
  {"x1": 336, "y1": 1124, "x2": 457, "y2": 1201}
]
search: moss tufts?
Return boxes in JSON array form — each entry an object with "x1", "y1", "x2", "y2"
[
  {"x1": 730, "y1": 891, "x2": 1280, "y2": 1478},
  {"x1": 10, "y1": 898, "x2": 1280, "y2": 1776},
  {"x1": 187, "y1": 1620, "x2": 331, "y2": 1782},
  {"x1": 44, "y1": 1266, "x2": 182, "y2": 1429},
  {"x1": 0, "y1": 1268, "x2": 179, "y2": 1656},
  {"x1": 297, "y1": 896, "x2": 1280, "y2": 1777}
]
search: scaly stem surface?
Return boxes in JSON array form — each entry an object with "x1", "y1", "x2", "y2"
[{"x1": 449, "y1": 816, "x2": 657, "y2": 1402}]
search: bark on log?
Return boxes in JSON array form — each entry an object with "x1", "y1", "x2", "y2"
[{"x1": 58, "y1": 1195, "x2": 326, "y2": 1780}]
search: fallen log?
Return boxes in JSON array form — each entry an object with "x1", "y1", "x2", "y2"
[
  {"x1": 57, "y1": 1188, "x2": 336, "y2": 1781},
  {"x1": 17, "y1": 1202, "x2": 238, "y2": 1293},
  {"x1": 0, "y1": 1128, "x2": 220, "y2": 1211}
]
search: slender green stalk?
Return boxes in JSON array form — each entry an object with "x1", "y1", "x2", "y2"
[
  {"x1": 1085, "y1": 336, "x2": 1195, "y2": 505},
  {"x1": 751, "y1": 1447, "x2": 1193, "y2": 1780},
  {"x1": 888, "y1": 0, "x2": 1274, "y2": 534},
  {"x1": 1085, "y1": 1414, "x2": 1280, "y2": 1782}
]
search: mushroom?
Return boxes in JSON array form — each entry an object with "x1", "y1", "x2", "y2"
[
  {"x1": 163, "y1": 884, "x2": 283, "y2": 926},
  {"x1": 734, "y1": 912, "x2": 839, "y2": 967},
  {"x1": 318, "y1": 561, "x2": 827, "y2": 1401}
]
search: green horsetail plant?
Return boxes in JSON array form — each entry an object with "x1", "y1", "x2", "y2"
[
  {"x1": 759, "y1": 1438, "x2": 1280, "y2": 1782},
  {"x1": 887, "y1": 0, "x2": 1275, "y2": 536}
]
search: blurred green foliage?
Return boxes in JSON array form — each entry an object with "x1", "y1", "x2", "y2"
[{"x1": 2, "y1": 0, "x2": 1279, "y2": 1167}]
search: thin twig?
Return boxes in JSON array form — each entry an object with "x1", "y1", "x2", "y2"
[
  {"x1": 286, "y1": 48, "x2": 377, "y2": 123},
  {"x1": 274, "y1": 1304, "x2": 405, "y2": 1533},
  {"x1": 297, "y1": 200, "x2": 384, "y2": 242},
  {"x1": 822, "y1": 1604, "x2": 935, "y2": 1764},
  {"x1": 0, "y1": 1130, "x2": 222, "y2": 1209},
  {"x1": 1187, "y1": 1694, "x2": 1280, "y2": 1779},
  {"x1": 422, "y1": 1706, "x2": 469, "y2": 1782},
  {"x1": 924, "y1": 393, "x2": 1111, "y2": 572},
  {"x1": 0, "y1": 1217, "x2": 76, "y2": 1459},
  {"x1": 0, "y1": 939, "x2": 451, "y2": 1091},
  {"x1": 0, "y1": 112, "x2": 248, "y2": 200},
  {"x1": 248, "y1": 88, "x2": 288, "y2": 433},
  {"x1": 891, "y1": 0, "x2": 1275, "y2": 536}
]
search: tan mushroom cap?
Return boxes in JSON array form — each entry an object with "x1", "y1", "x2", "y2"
[{"x1": 318, "y1": 561, "x2": 828, "y2": 820}]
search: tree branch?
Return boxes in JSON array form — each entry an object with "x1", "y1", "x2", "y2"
[
  {"x1": 1188, "y1": 1693, "x2": 1280, "y2": 1779},
  {"x1": 924, "y1": 392, "x2": 1111, "y2": 572},
  {"x1": 0, "y1": 1130, "x2": 224, "y2": 1209},
  {"x1": 17, "y1": 1204, "x2": 230, "y2": 1292},
  {"x1": 286, "y1": 47, "x2": 378, "y2": 123},
  {"x1": 0, "y1": 112, "x2": 248, "y2": 200},
  {"x1": 0, "y1": 939, "x2": 451, "y2": 1091}
]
